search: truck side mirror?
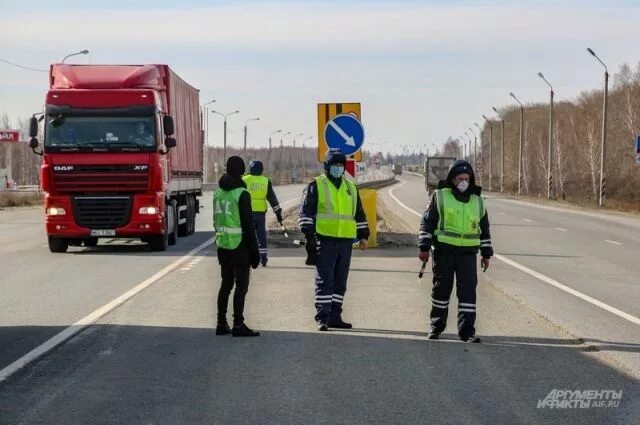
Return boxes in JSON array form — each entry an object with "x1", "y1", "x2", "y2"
[
  {"x1": 28, "y1": 116, "x2": 43, "y2": 156},
  {"x1": 29, "y1": 116, "x2": 38, "y2": 137},
  {"x1": 165, "y1": 137, "x2": 177, "y2": 149},
  {"x1": 163, "y1": 116, "x2": 175, "y2": 136}
]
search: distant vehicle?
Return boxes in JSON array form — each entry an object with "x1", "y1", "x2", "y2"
[
  {"x1": 392, "y1": 164, "x2": 403, "y2": 175},
  {"x1": 28, "y1": 64, "x2": 203, "y2": 253},
  {"x1": 424, "y1": 156, "x2": 456, "y2": 193}
]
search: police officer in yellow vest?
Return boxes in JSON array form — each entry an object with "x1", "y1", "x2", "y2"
[
  {"x1": 299, "y1": 149, "x2": 370, "y2": 331},
  {"x1": 213, "y1": 156, "x2": 261, "y2": 337},
  {"x1": 418, "y1": 160, "x2": 493, "y2": 343},
  {"x1": 243, "y1": 160, "x2": 283, "y2": 267}
]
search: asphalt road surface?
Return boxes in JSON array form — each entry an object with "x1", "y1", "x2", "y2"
[{"x1": 0, "y1": 176, "x2": 638, "y2": 424}]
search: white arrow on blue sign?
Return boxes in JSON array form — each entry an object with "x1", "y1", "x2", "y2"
[
  {"x1": 324, "y1": 113, "x2": 365, "y2": 156},
  {"x1": 636, "y1": 135, "x2": 640, "y2": 165}
]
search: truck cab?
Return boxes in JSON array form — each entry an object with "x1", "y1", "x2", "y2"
[{"x1": 29, "y1": 64, "x2": 202, "y2": 253}]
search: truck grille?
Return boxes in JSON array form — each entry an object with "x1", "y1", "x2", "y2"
[
  {"x1": 72, "y1": 196, "x2": 132, "y2": 229},
  {"x1": 53, "y1": 164, "x2": 149, "y2": 193}
]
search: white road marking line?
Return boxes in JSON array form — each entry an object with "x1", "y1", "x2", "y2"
[
  {"x1": 522, "y1": 218, "x2": 533, "y2": 223},
  {"x1": 0, "y1": 237, "x2": 215, "y2": 383},
  {"x1": 389, "y1": 179, "x2": 425, "y2": 218},
  {"x1": 556, "y1": 227, "x2": 568, "y2": 232},
  {"x1": 389, "y1": 187, "x2": 640, "y2": 328},
  {"x1": 604, "y1": 240, "x2": 622, "y2": 246},
  {"x1": 495, "y1": 254, "x2": 639, "y2": 326},
  {"x1": 0, "y1": 195, "x2": 303, "y2": 383},
  {"x1": 279, "y1": 197, "x2": 300, "y2": 208},
  {"x1": 495, "y1": 197, "x2": 640, "y2": 227}
]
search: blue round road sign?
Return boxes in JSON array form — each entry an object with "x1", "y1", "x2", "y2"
[{"x1": 324, "y1": 114, "x2": 365, "y2": 156}]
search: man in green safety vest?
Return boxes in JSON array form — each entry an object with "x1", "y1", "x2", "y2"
[
  {"x1": 299, "y1": 149, "x2": 370, "y2": 331},
  {"x1": 243, "y1": 160, "x2": 283, "y2": 267},
  {"x1": 418, "y1": 160, "x2": 493, "y2": 343},
  {"x1": 213, "y1": 155, "x2": 261, "y2": 337}
]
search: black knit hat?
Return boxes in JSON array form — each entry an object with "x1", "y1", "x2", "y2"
[
  {"x1": 226, "y1": 156, "x2": 246, "y2": 178},
  {"x1": 449, "y1": 162, "x2": 472, "y2": 179}
]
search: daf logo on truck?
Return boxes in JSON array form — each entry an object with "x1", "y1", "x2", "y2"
[{"x1": 53, "y1": 165, "x2": 74, "y2": 172}]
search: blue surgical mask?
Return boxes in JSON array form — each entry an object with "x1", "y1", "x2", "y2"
[{"x1": 329, "y1": 165, "x2": 345, "y2": 178}]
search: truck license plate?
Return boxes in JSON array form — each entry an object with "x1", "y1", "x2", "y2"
[{"x1": 90, "y1": 229, "x2": 116, "y2": 237}]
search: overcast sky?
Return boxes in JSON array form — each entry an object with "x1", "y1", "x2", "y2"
[{"x1": 1, "y1": 0, "x2": 638, "y2": 154}]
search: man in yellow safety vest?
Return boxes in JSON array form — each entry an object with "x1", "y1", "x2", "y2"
[
  {"x1": 243, "y1": 160, "x2": 283, "y2": 267},
  {"x1": 213, "y1": 156, "x2": 261, "y2": 337},
  {"x1": 418, "y1": 160, "x2": 493, "y2": 343},
  {"x1": 298, "y1": 149, "x2": 370, "y2": 331}
]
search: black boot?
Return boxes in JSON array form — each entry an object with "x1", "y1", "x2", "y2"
[
  {"x1": 232, "y1": 323, "x2": 260, "y2": 337},
  {"x1": 216, "y1": 314, "x2": 231, "y2": 335},
  {"x1": 427, "y1": 331, "x2": 440, "y2": 340},
  {"x1": 317, "y1": 322, "x2": 328, "y2": 332},
  {"x1": 216, "y1": 322, "x2": 231, "y2": 336},
  {"x1": 460, "y1": 334, "x2": 481, "y2": 343},
  {"x1": 327, "y1": 318, "x2": 352, "y2": 329}
]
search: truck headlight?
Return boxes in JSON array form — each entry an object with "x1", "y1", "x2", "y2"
[
  {"x1": 139, "y1": 206, "x2": 159, "y2": 215},
  {"x1": 46, "y1": 207, "x2": 66, "y2": 216}
]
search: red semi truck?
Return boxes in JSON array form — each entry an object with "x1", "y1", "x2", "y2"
[{"x1": 28, "y1": 64, "x2": 203, "y2": 252}]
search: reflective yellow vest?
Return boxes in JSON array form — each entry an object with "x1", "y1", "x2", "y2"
[
  {"x1": 434, "y1": 188, "x2": 485, "y2": 247},
  {"x1": 315, "y1": 174, "x2": 357, "y2": 239},
  {"x1": 243, "y1": 175, "x2": 269, "y2": 213},
  {"x1": 213, "y1": 187, "x2": 245, "y2": 249}
]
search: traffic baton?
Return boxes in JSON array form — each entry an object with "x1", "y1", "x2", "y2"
[
  {"x1": 293, "y1": 239, "x2": 305, "y2": 247},
  {"x1": 279, "y1": 222, "x2": 289, "y2": 238},
  {"x1": 418, "y1": 261, "x2": 427, "y2": 279}
]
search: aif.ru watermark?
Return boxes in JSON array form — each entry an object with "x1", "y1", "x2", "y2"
[{"x1": 537, "y1": 389, "x2": 623, "y2": 409}]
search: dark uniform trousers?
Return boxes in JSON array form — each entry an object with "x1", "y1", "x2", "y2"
[
  {"x1": 314, "y1": 237, "x2": 352, "y2": 323},
  {"x1": 430, "y1": 249, "x2": 478, "y2": 338},
  {"x1": 218, "y1": 265, "x2": 251, "y2": 325},
  {"x1": 252, "y1": 212, "x2": 268, "y2": 263}
]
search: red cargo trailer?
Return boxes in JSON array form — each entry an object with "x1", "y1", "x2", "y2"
[{"x1": 29, "y1": 64, "x2": 203, "y2": 252}]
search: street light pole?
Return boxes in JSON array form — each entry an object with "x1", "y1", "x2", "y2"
[
  {"x1": 587, "y1": 48, "x2": 609, "y2": 207},
  {"x1": 492, "y1": 107, "x2": 505, "y2": 193},
  {"x1": 303, "y1": 136, "x2": 312, "y2": 179},
  {"x1": 510, "y1": 93, "x2": 525, "y2": 195},
  {"x1": 243, "y1": 117, "x2": 260, "y2": 159},
  {"x1": 538, "y1": 72, "x2": 554, "y2": 199},
  {"x1": 62, "y1": 49, "x2": 89, "y2": 63},
  {"x1": 482, "y1": 115, "x2": 493, "y2": 191},
  {"x1": 474, "y1": 123, "x2": 482, "y2": 184},
  {"x1": 201, "y1": 99, "x2": 216, "y2": 183},
  {"x1": 293, "y1": 133, "x2": 304, "y2": 163},
  {"x1": 211, "y1": 110, "x2": 240, "y2": 168},
  {"x1": 268, "y1": 129, "x2": 281, "y2": 172},
  {"x1": 280, "y1": 131, "x2": 291, "y2": 165}
]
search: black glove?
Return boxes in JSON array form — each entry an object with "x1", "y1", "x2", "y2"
[
  {"x1": 250, "y1": 251, "x2": 260, "y2": 269},
  {"x1": 275, "y1": 211, "x2": 284, "y2": 224},
  {"x1": 305, "y1": 233, "x2": 317, "y2": 265}
]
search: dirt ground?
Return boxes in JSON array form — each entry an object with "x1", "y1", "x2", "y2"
[{"x1": 0, "y1": 192, "x2": 43, "y2": 208}]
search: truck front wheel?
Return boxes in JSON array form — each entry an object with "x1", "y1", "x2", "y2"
[
  {"x1": 48, "y1": 236, "x2": 69, "y2": 253},
  {"x1": 148, "y1": 214, "x2": 169, "y2": 252}
]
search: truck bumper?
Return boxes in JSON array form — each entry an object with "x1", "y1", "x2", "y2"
[{"x1": 45, "y1": 194, "x2": 165, "y2": 238}]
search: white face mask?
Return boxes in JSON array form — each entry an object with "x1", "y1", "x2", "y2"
[{"x1": 456, "y1": 181, "x2": 469, "y2": 193}]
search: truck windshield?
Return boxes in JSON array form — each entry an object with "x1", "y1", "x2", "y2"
[{"x1": 45, "y1": 116, "x2": 157, "y2": 151}]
